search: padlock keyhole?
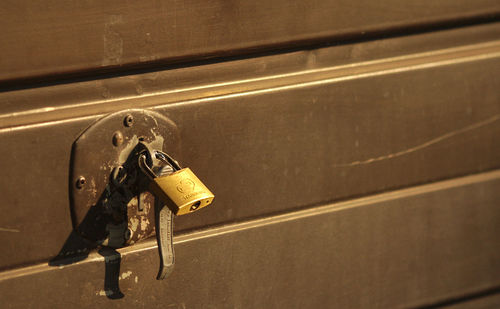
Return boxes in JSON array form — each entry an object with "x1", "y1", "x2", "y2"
[{"x1": 190, "y1": 201, "x2": 201, "y2": 211}]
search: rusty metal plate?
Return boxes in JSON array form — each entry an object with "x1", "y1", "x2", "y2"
[{"x1": 70, "y1": 109, "x2": 180, "y2": 245}]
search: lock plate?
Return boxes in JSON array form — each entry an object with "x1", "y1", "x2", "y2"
[{"x1": 70, "y1": 109, "x2": 180, "y2": 245}]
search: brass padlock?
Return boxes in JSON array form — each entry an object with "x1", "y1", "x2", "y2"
[
  {"x1": 139, "y1": 150, "x2": 215, "y2": 215},
  {"x1": 150, "y1": 168, "x2": 214, "y2": 215}
]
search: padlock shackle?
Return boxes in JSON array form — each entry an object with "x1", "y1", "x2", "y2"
[
  {"x1": 138, "y1": 154, "x2": 157, "y2": 180},
  {"x1": 154, "y1": 150, "x2": 182, "y2": 171},
  {"x1": 138, "y1": 147, "x2": 182, "y2": 181}
]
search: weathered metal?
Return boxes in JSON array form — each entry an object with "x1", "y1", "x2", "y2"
[
  {"x1": 0, "y1": 13, "x2": 499, "y2": 308},
  {"x1": 1, "y1": 0, "x2": 499, "y2": 84},
  {"x1": 2, "y1": 171, "x2": 500, "y2": 307}
]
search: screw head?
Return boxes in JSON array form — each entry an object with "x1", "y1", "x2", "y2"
[
  {"x1": 124, "y1": 115, "x2": 134, "y2": 127},
  {"x1": 112, "y1": 131, "x2": 124, "y2": 146},
  {"x1": 76, "y1": 176, "x2": 86, "y2": 189}
]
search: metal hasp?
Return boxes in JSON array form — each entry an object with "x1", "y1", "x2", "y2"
[
  {"x1": 70, "y1": 109, "x2": 215, "y2": 281},
  {"x1": 70, "y1": 109, "x2": 180, "y2": 247}
]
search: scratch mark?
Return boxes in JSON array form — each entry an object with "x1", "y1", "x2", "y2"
[
  {"x1": 166, "y1": 303, "x2": 186, "y2": 309},
  {"x1": 334, "y1": 114, "x2": 500, "y2": 167},
  {"x1": 0, "y1": 227, "x2": 20, "y2": 233}
]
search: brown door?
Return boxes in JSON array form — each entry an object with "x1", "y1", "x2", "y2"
[{"x1": 1, "y1": 2, "x2": 500, "y2": 308}]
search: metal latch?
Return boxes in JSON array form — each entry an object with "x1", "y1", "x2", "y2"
[{"x1": 68, "y1": 109, "x2": 215, "y2": 282}]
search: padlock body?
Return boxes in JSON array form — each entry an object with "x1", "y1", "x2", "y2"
[{"x1": 149, "y1": 168, "x2": 215, "y2": 215}]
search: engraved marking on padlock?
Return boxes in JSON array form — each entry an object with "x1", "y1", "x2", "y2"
[{"x1": 176, "y1": 179, "x2": 195, "y2": 194}]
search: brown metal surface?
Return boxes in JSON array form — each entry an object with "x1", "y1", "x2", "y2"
[
  {"x1": 1, "y1": 170, "x2": 500, "y2": 308},
  {"x1": 0, "y1": 1, "x2": 499, "y2": 83},
  {"x1": 0, "y1": 11, "x2": 499, "y2": 305},
  {"x1": 0, "y1": 24, "x2": 499, "y2": 272},
  {"x1": 1, "y1": 23, "x2": 499, "y2": 130}
]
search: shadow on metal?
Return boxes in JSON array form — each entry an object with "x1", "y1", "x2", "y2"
[{"x1": 48, "y1": 142, "x2": 152, "y2": 300}]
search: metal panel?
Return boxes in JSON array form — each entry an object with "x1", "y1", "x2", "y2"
[
  {"x1": 2, "y1": 23, "x2": 499, "y2": 128},
  {"x1": 0, "y1": 24, "x2": 499, "y2": 270},
  {"x1": 2, "y1": 170, "x2": 500, "y2": 308},
  {"x1": 0, "y1": 0, "x2": 499, "y2": 83}
]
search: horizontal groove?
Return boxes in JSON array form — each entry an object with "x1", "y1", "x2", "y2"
[
  {"x1": 1, "y1": 40, "x2": 500, "y2": 132},
  {"x1": 1, "y1": 168, "x2": 500, "y2": 282},
  {"x1": 1, "y1": 13, "x2": 499, "y2": 91},
  {"x1": 415, "y1": 286, "x2": 500, "y2": 308}
]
